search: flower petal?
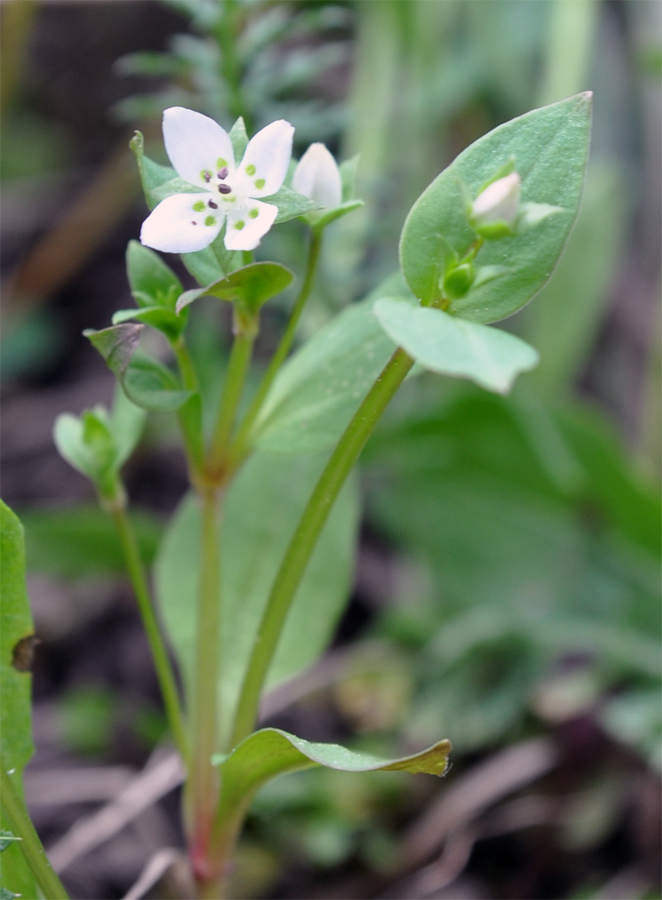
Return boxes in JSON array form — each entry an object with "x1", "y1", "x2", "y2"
[
  {"x1": 292, "y1": 143, "x2": 342, "y2": 208},
  {"x1": 141, "y1": 193, "x2": 223, "y2": 253},
  {"x1": 163, "y1": 107, "x2": 235, "y2": 188},
  {"x1": 234, "y1": 120, "x2": 294, "y2": 198},
  {"x1": 224, "y1": 200, "x2": 278, "y2": 251}
]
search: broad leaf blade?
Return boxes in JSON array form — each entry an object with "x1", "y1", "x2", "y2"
[
  {"x1": 0, "y1": 503, "x2": 38, "y2": 900},
  {"x1": 122, "y1": 358, "x2": 193, "y2": 412},
  {"x1": 374, "y1": 298, "x2": 539, "y2": 394},
  {"x1": 215, "y1": 727, "x2": 451, "y2": 820},
  {"x1": 253, "y1": 297, "x2": 400, "y2": 454},
  {"x1": 129, "y1": 131, "x2": 177, "y2": 211},
  {"x1": 177, "y1": 263, "x2": 294, "y2": 315},
  {"x1": 126, "y1": 241, "x2": 183, "y2": 309},
  {"x1": 154, "y1": 452, "x2": 360, "y2": 744},
  {"x1": 400, "y1": 93, "x2": 592, "y2": 323}
]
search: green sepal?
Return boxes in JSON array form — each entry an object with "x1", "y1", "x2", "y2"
[
  {"x1": 209, "y1": 226, "x2": 242, "y2": 276},
  {"x1": 399, "y1": 93, "x2": 592, "y2": 323},
  {"x1": 129, "y1": 131, "x2": 177, "y2": 211},
  {"x1": 340, "y1": 154, "x2": 360, "y2": 202},
  {"x1": 126, "y1": 241, "x2": 183, "y2": 310},
  {"x1": 112, "y1": 306, "x2": 189, "y2": 342},
  {"x1": 373, "y1": 297, "x2": 539, "y2": 394},
  {"x1": 176, "y1": 262, "x2": 294, "y2": 316},
  {"x1": 212, "y1": 727, "x2": 451, "y2": 831},
  {"x1": 229, "y1": 116, "x2": 249, "y2": 162},
  {"x1": 264, "y1": 184, "x2": 322, "y2": 223},
  {"x1": 443, "y1": 259, "x2": 475, "y2": 299}
]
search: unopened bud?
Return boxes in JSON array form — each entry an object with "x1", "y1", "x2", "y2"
[
  {"x1": 443, "y1": 260, "x2": 475, "y2": 299},
  {"x1": 470, "y1": 172, "x2": 521, "y2": 239},
  {"x1": 292, "y1": 143, "x2": 342, "y2": 209}
]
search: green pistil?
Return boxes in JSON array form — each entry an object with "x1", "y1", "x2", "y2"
[
  {"x1": 205, "y1": 216, "x2": 216, "y2": 226},
  {"x1": 245, "y1": 164, "x2": 256, "y2": 176},
  {"x1": 234, "y1": 221, "x2": 245, "y2": 230},
  {"x1": 254, "y1": 178, "x2": 265, "y2": 190},
  {"x1": 192, "y1": 201, "x2": 206, "y2": 212},
  {"x1": 248, "y1": 209, "x2": 259, "y2": 219}
]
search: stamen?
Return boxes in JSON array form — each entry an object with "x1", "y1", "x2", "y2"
[
  {"x1": 208, "y1": 200, "x2": 218, "y2": 209},
  {"x1": 218, "y1": 184, "x2": 232, "y2": 195},
  {"x1": 201, "y1": 170, "x2": 212, "y2": 183},
  {"x1": 217, "y1": 166, "x2": 229, "y2": 180}
]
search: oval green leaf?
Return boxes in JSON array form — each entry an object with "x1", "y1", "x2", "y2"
[
  {"x1": 400, "y1": 93, "x2": 592, "y2": 323},
  {"x1": 176, "y1": 262, "x2": 294, "y2": 315},
  {"x1": 154, "y1": 451, "x2": 359, "y2": 745},
  {"x1": 374, "y1": 297, "x2": 539, "y2": 394}
]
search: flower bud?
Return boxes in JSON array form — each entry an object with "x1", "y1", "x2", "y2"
[
  {"x1": 292, "y1": 143, "x2": 342, "y2": 209},
  {"x1": 443, "y1": 260, "x2": 475, "y2": 299},
  {"x1": 469, "y1": 172, "x2": 521, "y2": 239}
]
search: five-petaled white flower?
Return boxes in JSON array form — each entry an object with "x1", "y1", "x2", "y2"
[{"x1": 140, "y1": 107, "x2": 294, "y2": 254}]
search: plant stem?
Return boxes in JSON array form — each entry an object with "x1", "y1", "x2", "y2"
[
  {"x1": 230, "y1": 231, "x2": 323, "y2": 462},
  {"x1": 1, "y1": 765, "x2": 70, "y2": 900},
  {"x1": 208, "y1": 331, "x2": 254, "y2": 476},
  {"x1": 187, "y1": 487, "x2": 222, "y2": 883},
  {"x1": 230, "y1": 346, "x2": 414, "y2": 746},
  {"x1": 111, "y1": 505, "x2": 188, "y2": 763},
  {"x1": 172, "y1": 334, "x2": 200, "y2": 393},
  {"x1": 171, "y1": 335, "x2": 205, "y2": 484}
]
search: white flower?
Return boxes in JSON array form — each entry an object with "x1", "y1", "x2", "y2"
[
  {"x1": 140, "y1": 108, "x2": 294, "y2": 254},
  {"x1": 469, "y1": 172, "x2": 521, "y2": 234},
  {"x1": 292, "y1": 143, "x2": 342, "y2": 209}
]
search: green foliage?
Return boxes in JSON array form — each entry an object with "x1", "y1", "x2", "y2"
[
  {"x1": 252, "y1": 281, "x2": 407, "y2": 454},
  {"x1": 177, "y1": 262, "x2": 294, "y2": 315},
  {"x1": 366, "y1": 385, "x2": 661, "y2": 752},
  {"x1": 155, "y1": 451, "x2": 359, "y2": 744},
  {"x1": 213, "y1": 727, "x2": 450, "y2": 827},
  {"x1": 54, "y1": 387, "x2": 146, "y2": 495},
  {"x1": 126, "y1": 240, "x2": 183, "y2": 308},
  {"x1": 399, "y1": 93, "x2": 592, "y2": 322},
  {"x1": 21, "y1": 505, "x2": 162, "y2": 577},
  {"x1": 0, "y1": 503, "x2": 37, "y2": 900},
  {"x1": 374, "y1": 297, "x2": 539, "y2": 394}
]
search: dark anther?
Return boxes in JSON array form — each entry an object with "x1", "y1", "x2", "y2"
[
  {"x1": 218, "y1": 184, "x2": 232, "y2": 195},
  {"x1": 203, "y1": 171, "x2": 212, "y2": 183},
  {"x1": 217, "y1": 167, "x2": 229, "y2": 180},
  {"x1": 208, "y1": 200, "x2": 218, "y2": 209},
  {"x1": 191, "y1": 221, "x2": 197, "y2": 225}
]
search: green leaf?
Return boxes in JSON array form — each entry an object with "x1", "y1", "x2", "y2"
[
  {"x1": 0, "y1": 503, "x2": 38, "y2": 900},
  {"x1": 400, "y1": 93, "x2": 592, "y2": 323},
  {"x1": 126, "y1": 241, "x2": 183, "y2": 310},
  {"x1": 112, "y1": 306, "x2": 188, "y2": 342},
  {"x1": 374, "y1": 297, "x2": 539, "y2": 394},
  {"x1": 181, "y1": 246, "x2": 226, "y2": 287},
  {"x1": 229, "y1": 117, "x2": 249, "y2": 162},
  {"x1": 155, "y1": 452, "x2": 360, "y2": 744},
  {"x1": 21, "y1": 505, "x2": 162, "y2": 577},
  {"x1": 264, "y1": 184, "x2": 322, "y2": 223},
  {"x1": 176, "y1": 262, "x2": 294, "y2": 315},
  {"x1": 213, "y1": 727, "x2": 451, "y2": 824},
  {"x1": 123, "y1": 357, "x2": 193, "y2": 412},
  {"x1": 84, "y1": 323, "x2": 142, "y2": 382},
  {"x1": 310, "y1": 199, "x2": 365, "y2": 232},
  {"x1": 54, "y1": 411, "x2": 114, "y2": 487},
  {"x1": 252, "y1": 290, "x2": 403, "y2": 454},
  {"x1": 149, "y1": 176, "x2": 200, "y2": 205},
  {"x1": 0, "y1": 887, "x2": 20, "y2": 899},
  {"x1": 129, "y1": 131, "x2": 177, "y2": 211}
]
